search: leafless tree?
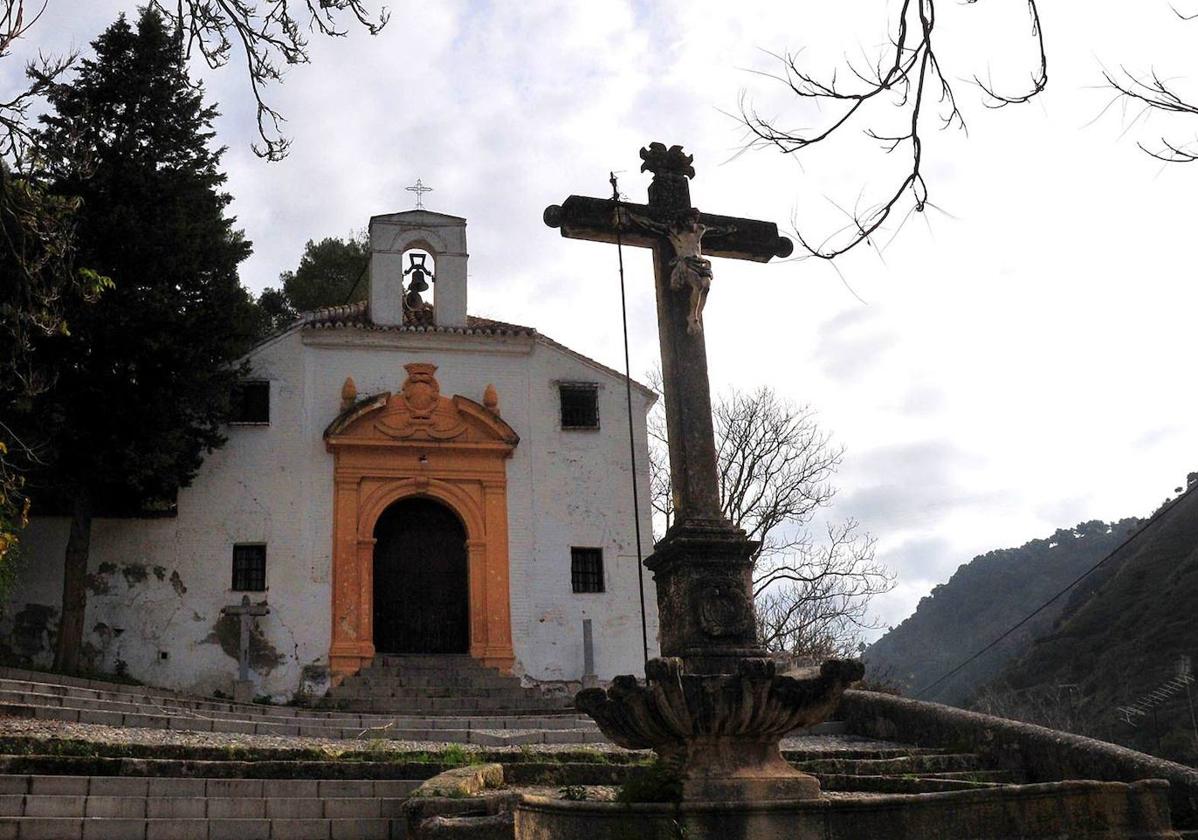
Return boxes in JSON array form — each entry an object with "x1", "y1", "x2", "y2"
[
  {"x1": 648, "y1": 372, "x2": 894, "y2": 657},
  {"x1": 739, "y1": 0, "x2": 1046, "y2": 259},
  {"x1": 755, "y1": 520, "x2": 889, "y2": 657}
]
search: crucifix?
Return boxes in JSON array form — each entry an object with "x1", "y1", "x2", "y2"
[
  {"x1": 549, "y1": 147, "x2": 861, "y2": 801},
  {"x1": 221, "y1": 595, "x2": 270, "y2": 683},
  {"x1": 545, "y1": 143, "x2": 793, "y2": 673}
]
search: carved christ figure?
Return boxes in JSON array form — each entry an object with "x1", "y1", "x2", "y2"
[{"x1": 620, "y1": 207, "x2": 733, "y2": 335}]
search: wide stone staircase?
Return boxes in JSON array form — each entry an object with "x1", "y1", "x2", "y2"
[
  {"x1": 321, "y1": 655, "x2": 573, "y2": 716},
  {"x1": 8, "y1": 668, "x2": 1180, "y2": 838},
  {"x1": 0, "y1": 666, "x2": 600, "y2": 747},
  {"x1": 0, "y1": 775, "x2": 419, "y2": 839},
  {"x1": 0, "y1": 731, "x2": 1031, "y2": 839}
]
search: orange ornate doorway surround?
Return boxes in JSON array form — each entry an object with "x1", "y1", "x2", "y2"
[{"x1": 324, "y1": 363, "x2": 518, "y2": 681}]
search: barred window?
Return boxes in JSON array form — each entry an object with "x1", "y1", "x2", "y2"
[
  {"x1": 231, "y1": 380, "x2": 270, "y2": 424},
  {"x1": 232, "y1": 544, "x2": 267, "y2": 591},
  {"x1": 559, "y1": 383, "x2": 599, "y2": 430},
  {"x1": 571, "y1": 547, "x2": 604, "y2": 593}
]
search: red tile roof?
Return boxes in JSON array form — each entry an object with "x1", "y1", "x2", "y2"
[
  {"x1": 299, "y1": 300, "x2": 537, "y2": 337},
  {"x1": 295, "y1": 300, "x2": 654, "y2": 398}
]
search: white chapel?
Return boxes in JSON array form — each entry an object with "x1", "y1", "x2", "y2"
[{"x1": 5, "y1": 210, "x2": 660, "y2": 700}]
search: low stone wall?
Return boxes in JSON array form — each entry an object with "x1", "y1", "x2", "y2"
[
  {"x1": 515, "y1": 780, "x2": 1178, "y2": 840},
  {"x1": 839, "y1": 688, "x2": 1198, "y2": 829}
]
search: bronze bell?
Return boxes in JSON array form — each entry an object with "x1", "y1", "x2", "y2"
[{"x1": 403, "y1": 252, "x2": 433, "y2": 294}]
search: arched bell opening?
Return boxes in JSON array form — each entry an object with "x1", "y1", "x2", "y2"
[{"x1": 401, "y1": 246, "x2": 436, "y2": 319}]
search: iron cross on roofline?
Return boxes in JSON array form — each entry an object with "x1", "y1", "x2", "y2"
[{"x1": 544, "y1": 143, "x2": 792, "y2": 529}]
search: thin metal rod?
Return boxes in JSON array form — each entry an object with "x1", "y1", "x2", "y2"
[{"x1": 611, "y1": 171, "x2": 649, "y2": 667}]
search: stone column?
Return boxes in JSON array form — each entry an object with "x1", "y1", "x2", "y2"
[{"x1": 481, "y1": 480, "x2": 515, "y2": 672}]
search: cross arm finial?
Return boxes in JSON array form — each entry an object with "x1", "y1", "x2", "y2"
[{"x1": 640, "y1": 143, "x2": 694, "y2": 180}]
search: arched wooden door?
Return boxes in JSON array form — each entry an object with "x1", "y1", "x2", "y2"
[{"x1": 372, "y1": 497, "x2": 469, "y2": 654}]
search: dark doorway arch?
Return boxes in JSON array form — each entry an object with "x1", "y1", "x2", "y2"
[{"x1": 372, "y1": 497, "x2": 469, "y2": 654}]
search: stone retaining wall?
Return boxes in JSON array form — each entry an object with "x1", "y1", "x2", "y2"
[
  {"x1": 839, "y1": 688, "x2": 1198, "y2": 828},
  {"x1": 515, "y1": 780, "x2": 1179, "y2": 840}
]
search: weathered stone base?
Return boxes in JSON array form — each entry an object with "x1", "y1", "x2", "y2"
[
  {"x1": 514, "y1": 779, "x2": 1180, "y2": 840},
  {"x1": 680, "y1": 772, "x2": 820, "y2": 803},
  {"x1": 670, "y1": 737, "x2": 821, "y2": 802},
  {"x1": 232, "y1": 679, "x2": 254, "y2": 704}
]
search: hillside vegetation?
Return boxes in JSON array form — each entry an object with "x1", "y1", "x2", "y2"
[
  {"x1": 988, "y1": 485, "x2": 1198, "y2": 766},
  {"x1": 864, "y1": 517, "x2": 1143, "y2": 705}
]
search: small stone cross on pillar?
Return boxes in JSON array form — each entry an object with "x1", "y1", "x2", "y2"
[{"x1": 221, "y1": 595, "x2": 269, "y2": 701}]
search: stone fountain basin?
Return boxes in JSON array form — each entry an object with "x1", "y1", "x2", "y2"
[{"x1": 513, "y1": 779, "x2": 1179, "y2": 840}]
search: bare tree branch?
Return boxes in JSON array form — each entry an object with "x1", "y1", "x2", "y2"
[
  {"x1": 1105, "y1": 62, "x2": 1198, "y2": 163},
  {"x1": 0, "y1": 1, "x2": 78, "y2": 165},
  {"x1": 148, "y1": 0, "x2": 389, "y2": 161},
  {"x1": 739, "y1": 0, "x2": 1046, "y2": 259}
]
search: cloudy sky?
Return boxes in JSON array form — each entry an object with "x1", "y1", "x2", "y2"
[{"x1": 9, "y1": 1, "x2": 1197, "y2": 636}]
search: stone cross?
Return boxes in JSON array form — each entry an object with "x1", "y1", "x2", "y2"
[
  {"x1": 545, "y1": 143, "x2": 791, "y2": 528},
  {"x1": 544, "y1": 143, "x2": 793, "y2": 674},
  {"x1": 221, "y1": 595, "x2": 269, "y2": 682}
]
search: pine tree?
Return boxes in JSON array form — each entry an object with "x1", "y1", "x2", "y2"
[{"x1": 23, "y1": 9, "x2": 257, "y2": 672}]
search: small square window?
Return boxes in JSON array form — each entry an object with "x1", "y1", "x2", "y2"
[
  {"x1": 232, "y1": 544, "x2": 267, "y2": 591},
  {"x1": 559, "y1": 384, "x2": 599, "y2": 430},
  {"x1": 231, "y1": 380, "x2": 270, "y2": 424},
  {"x1": 571, "y1": 547, "x2": 604, "y2": 593}
]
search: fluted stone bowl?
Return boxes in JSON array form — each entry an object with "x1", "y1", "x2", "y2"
[{"x1": 575, "y1": 656, "x2": 864, "y2": 801}]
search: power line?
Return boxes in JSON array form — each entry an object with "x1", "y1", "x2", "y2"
[{"x1": 915, "y1": 484, "x2": 1195, "y2": 700}]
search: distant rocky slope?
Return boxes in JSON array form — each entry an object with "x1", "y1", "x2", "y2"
[
  {"x1": 991, "y1": 482, "x2": 1198, "y2": 765},
  {"x1": 864, "y1": 517, "x2": 1143, "y2": 705}
]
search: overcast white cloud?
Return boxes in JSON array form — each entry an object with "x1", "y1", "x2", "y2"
[{"x1": 9, "y1": 0, "x2": 1197, "y2": 635}]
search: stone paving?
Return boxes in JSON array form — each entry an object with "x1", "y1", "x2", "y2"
[
  {"x1": 0, "y1": 667, "x2": 602, "y2": 748},
  {"x1": 0, "y1": 716, "x2": 622, "y2": 758}
]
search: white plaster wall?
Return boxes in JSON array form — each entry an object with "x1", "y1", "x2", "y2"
[
  {"x1": 517, "y1": 340, "x2": 660, "y2": 683},
  {"x1": 3, "y1": 324, "x2": 659, "y2": 695},
  {"x1": 0, "y1": 330, "x2": 323, "y2": 698},
  {"x1": 300, "y1": 328, "x2": 660, "y2": 683}
]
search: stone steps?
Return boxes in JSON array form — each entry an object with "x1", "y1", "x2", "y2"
[
  {"x1": 322, "y1": 697, "x2": 565, "y2": 713},
  {"x1": 0, "y1": 675, "x2": 577, "y2": 726},
  {"x1": 790, "y1": 745, "x2": 1025, "y2": 795},
  {"x1": 323, "y1": 655, "x2": 570, "y2": 715},
  {"x1": 815, "y1": 772, "x2": 1010, "y2": 793},
  {"x1": 0, "y1": 755, "x2": 438, "y2": 780},
  {"x1": 0, "y1": 701, "x2": 601, "y2": 746},
  {"x1": 0, "y1": 683, "x2": 591, "y2": 730},
  {"x1": 794, "y1": 751, "x2": 983, "y2": 775},
  {"x1": 0, "y1": 776, "x2": 416, "y2": 839},
  {"x1": 0, "y1": 815, "x2": 402, "y2": 839},
  {"x1": 0, "y1": 672, "x2": 600, "y2": 746}
]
